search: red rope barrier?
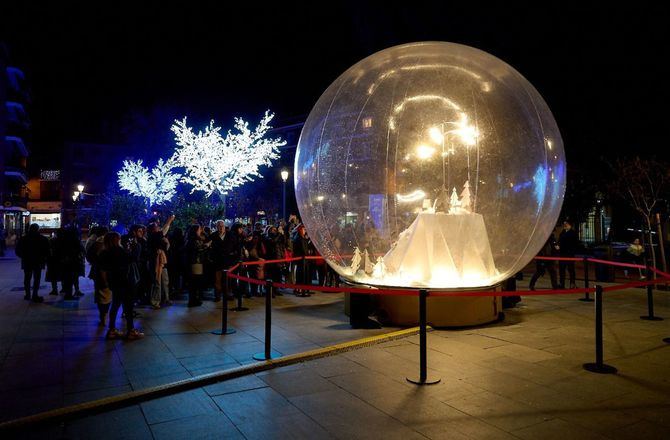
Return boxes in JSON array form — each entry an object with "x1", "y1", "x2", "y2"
[
  {"x1": 223, "y1": 254, "x2": 670, "y2": 298},
  {"x1": 239, "y1": 257, "x2": 303, "y2": 267},
  {"x1": 651, "y1": 267, "x2": 670, "y2": 279},
  {"x1": 586, "y1": 258, "x2": 646, "y2": 270},
  {"x1": 534, "y1": 256, "x2": 583, "y2": 262},
  {"x1": 228, "y1": 263, "x2": 241, "y2": 273}
]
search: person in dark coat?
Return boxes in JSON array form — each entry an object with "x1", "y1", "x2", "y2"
[
  {"x1": 86, "y1": 227, "x2": 109, "y2": 324},
  {"x1": 263, "y1": 225, "x2": 285, "y2": 289},
  {"x1": 221, "y1": 223, "x2": 245, "y2": 299},
  {"x1": 243, "y1": 230, "x2": 266, "y2": 297},
  {"x1": 45, "y1": 229, "x2": 62, "y2": 296},
  {"x1": 558, "y1": 220, "x2": 579, "y2": 289},
  {"x1": 291, "y1": 224, "x2": 311, "y2": 296},
  {"x1": 15, "y1": 223, "x2": 50, "y2": 302},
  {"x1": 184, "y1": 224, "x2": 209, "y2": 307},
  {"x1": 209, "y1": 220, "x2": 228, "y2": 302},
  {"x1": 57, "y1": 226, "x2": 85, "y2": 300},
  {"x1": 167, "y1": 227, "x2": 185, "y2": 297},
  {"x1": 99, "y1": 232, "x2": 144, "y2": 339},
  {"x1": 529, "y1": 234, "x2": 559, "y2": 290}
]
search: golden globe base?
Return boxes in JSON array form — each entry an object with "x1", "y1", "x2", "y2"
[{"x1": 344, "y1": 283, "x2": 503, "y2": 328}]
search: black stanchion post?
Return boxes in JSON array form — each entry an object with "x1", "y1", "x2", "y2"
[
  {"x1": 253, "y1": 280, "x2": 281, "y2": 361},
  {"x1": 407, "y1": 289, "x2": 440, "y2": 385},
  {"x1": 583, "y1": 285, "x2": 617, "y2": 374},
  {"x1": 230, "y1": 262, "x2": 249, "y2": 312},
  {"x1": 212, "y1": 270, "x2": 236, "y2": 335},
  {"x1": 579, "y1": 257, "x2": 594, "y2": 302},
  {"x1": 641, "y1": 268, "x2": 663, "y2": 321}
]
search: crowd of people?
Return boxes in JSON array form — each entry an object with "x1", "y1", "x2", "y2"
[
  {"x1": 15, "y1": 214, "x2": 338, "y2": 340},
  {"x1": 15, "y1": 213, "x2": 651, "y2": 339}
]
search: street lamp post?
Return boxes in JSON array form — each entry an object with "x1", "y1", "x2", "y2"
[
  {"x1": 72, "y1": 191, "x2": 80, "y2": 225},
  {"x1": 281, "y1": 169, "x2": 289, "y2": 221},
  {"x1": 72, "y1": 184, "x2": 85, "y2": 228}
]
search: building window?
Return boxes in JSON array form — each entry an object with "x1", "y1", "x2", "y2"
[{"x1": 362, "y1": 117, "x2": 373, "y2": 129}]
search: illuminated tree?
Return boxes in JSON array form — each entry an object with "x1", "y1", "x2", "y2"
[
  {"x1": 171, "y1": 111, "x2": 285, "y2": 202},
  {"x1": 460, "y1": 180, "x2": 471, "y2": 212},
  {"x1": 117, "y1": 158, "x2": 180, "y2": 206},
  {"x1": 609, "y1": 157, "x2": 670, "y2": 273},
  {"x1": 449, "y1": 187, "x2": 461, "y2": 213}
]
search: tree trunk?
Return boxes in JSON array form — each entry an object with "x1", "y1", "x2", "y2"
[{"x1": 218, "y1": 191, "x2": 227, "y2": 219}]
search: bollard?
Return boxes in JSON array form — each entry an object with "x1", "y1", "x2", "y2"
[
  {"x1": 579, "y1": 257, "x2": 594, "y2": 302},
  {"x1": 641, "y1": 268, "x2": 663, "y2": 321},
  {"x1": 229, "y1": 263, "x2": 249, "y2": 312},
  {"x1": 583, "y1": 285, "x2": 617, "y2": 374},
  {"x1": 407, "y1": 289, "x2": 441, "y2": 385},
  {"x1": 212, "y1": 270, "x2": 236, "y2": 335},
  {"x1": 253, "y1": 280, "x2": 281, "y2": 361}
]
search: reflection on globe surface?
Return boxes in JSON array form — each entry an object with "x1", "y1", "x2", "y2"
[{"x1": 295, "y1": 42, "x2": 565, "y2": 289}]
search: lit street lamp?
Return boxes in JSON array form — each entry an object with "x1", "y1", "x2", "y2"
[
  {"x1": 281, "y1": 169, "x2": 289, "y2": 221},
  {"x1": 72, "y1": 183, "x2": 86, "y2": 227}
]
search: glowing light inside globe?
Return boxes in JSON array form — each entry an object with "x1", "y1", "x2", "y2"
[{"x1": 295, "y1": 42, "x2": 566, "y2": 289}]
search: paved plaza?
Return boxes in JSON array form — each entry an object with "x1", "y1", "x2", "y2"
[{"x1": 1, "y1": 252, "x2": 669, "y2": 439}]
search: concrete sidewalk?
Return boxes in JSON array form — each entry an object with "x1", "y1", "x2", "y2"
[{"x1": 1, "y1": 251, "x2": 669, "y2": 439}]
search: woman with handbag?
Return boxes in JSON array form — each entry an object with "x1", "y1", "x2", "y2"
[
  {"x1": 99, "y1": 232, "x2": 144, "y2": 340},
  {"x1": 185, "y1": 224, "x2": 208, "y2": 307},
  {"x1": 86, "y1": 226, "x2": 110, "y2": 325}
]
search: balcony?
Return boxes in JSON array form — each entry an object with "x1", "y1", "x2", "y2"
[
  {"x1": 5, "y1": 67, "x2": 30, "y2": 103},
  {"x1": 5, "y1": 101, "x2": 31, "y2": 131},
  {"x1": 4, "y1": 166, "x2": 28, "y2": 184},
  {"x1": 4, "y1": 136, "x2": 29, "y2": 157}
]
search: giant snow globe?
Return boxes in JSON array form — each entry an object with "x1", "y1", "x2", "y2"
[{"x1": 295, "y1": 42, "x2": 565, "y2": 326}]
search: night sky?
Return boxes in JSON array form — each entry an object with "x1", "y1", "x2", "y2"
[{"x1": 2, "y1": 2, "x2": 669, "y2": 170}]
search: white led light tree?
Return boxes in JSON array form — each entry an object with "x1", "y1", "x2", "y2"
[
  {"x1": 170, "y1": 111, "x2": 286, "y2": 209},
  {"x1": 117, "y1": 158, "x2": 180, "y2": 207}
]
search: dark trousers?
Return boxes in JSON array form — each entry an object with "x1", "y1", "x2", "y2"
[
  {"x1": 296, "y1": 259, "x2": 308, "y2": 285},
  {"x1": 61, "y1": 270, "x2": 75, "y2": 295},
  {"x1": 314, "y1": 264, "x2": 327, "y2": 286},
  {"x1": 23, "y1": 268, "x2": 42, "y2": 298},
  {"x1": 530, "y1": 261, "x2": 558, "y2": 289},
  {"x1": 109, "y1": 285, "x2": 134, "y2": 332},
  {"x1": 559, "y1": 261, "x2": 576, "y2": 287},
  {"x1": 188, "y1": 274, "x2": 203, "y2": 304}
]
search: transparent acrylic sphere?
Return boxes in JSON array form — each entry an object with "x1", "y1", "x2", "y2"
[{"x1": 295, "y1": 42, "x2": 565, "y2": 289}]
